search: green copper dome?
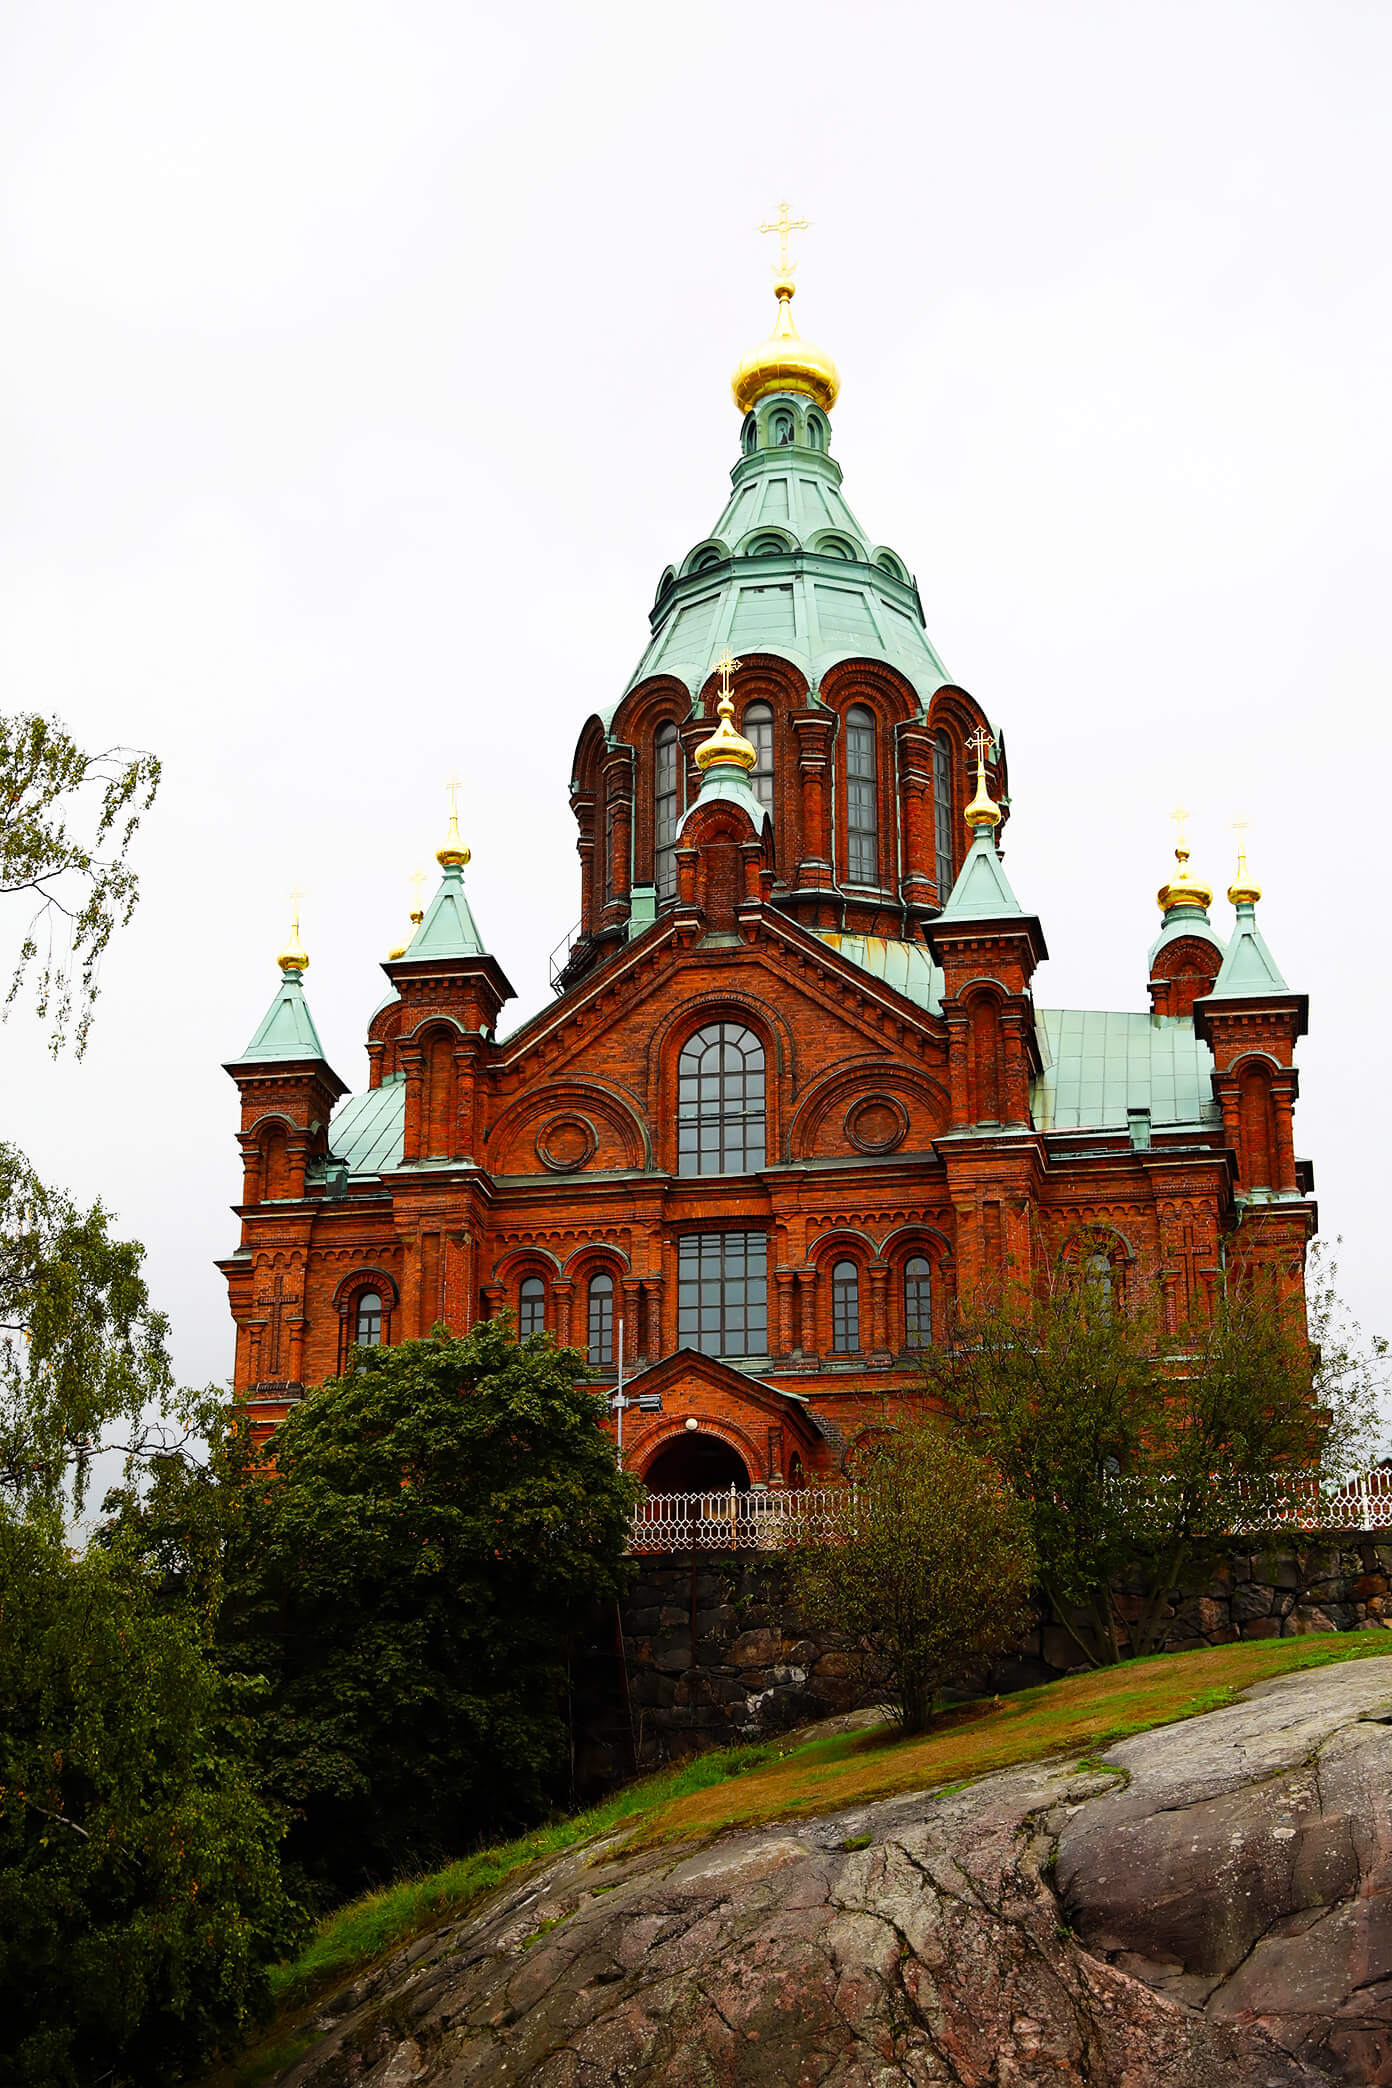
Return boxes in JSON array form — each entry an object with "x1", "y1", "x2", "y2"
[{"x1": 622, "y1": 388, "x2": 951, "y2": 714}]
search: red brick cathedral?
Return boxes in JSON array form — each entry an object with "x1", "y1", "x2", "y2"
[{"x1": 222, "y1": 255, "x2": 1313, "y2": 1492}]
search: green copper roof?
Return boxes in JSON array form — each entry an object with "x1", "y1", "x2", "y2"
[
  {"x1": 678, "y1": 757, "x2": 769, "y2": 834},
  {"x1": 1208, "y1": 899, "x2": 1289, "y2": 997},
  {"x1": 327, "y1": 1081, "x2": 405, "y2": 1178},
  {"x1": 1033, "y1": 1010, "x2": 1220, "y2": 1132},
  {"x1": 229, "y1": 967, "x2": 331, "y2": 1067},
  {"x1": 405, "y1": 861, "x2": 485, "y2": 960},
  {"x1": 937, "y1": 826, "x2": 1027, "y2": 922},
  {"x1": 1147, "y1": 900, "x2": 1224, "y2": 969},
  {"x1": 814, "y1": 931, "x2": 943, "y2": 1014},
  {"x1": 621, "y1": 390, "x2": 952, "y2": 714}
]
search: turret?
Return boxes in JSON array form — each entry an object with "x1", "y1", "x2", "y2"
[
  {"x1": 670, "y1": 650, "x2": 775, "y2": 935},
  {"x1": 383, "y1": 792, "x2": 515, "y2": 1165},
  {"x1": 1194, "y1": 840, "x2": 1308, "y2": 1198},
  {"x1": 224, "y1": 905, "x2": 346, "y2": 1206},
  {"x1": 1147, "y1": 810, "x2": 1224, "y2": 1016},
  {"x1": 925, "y1": 735, "x2": 1046, "y2": 1131}
]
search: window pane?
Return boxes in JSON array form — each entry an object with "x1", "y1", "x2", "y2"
[
  {"x1": 933, "y1": 731, "x2": 954, "y2": 898},
  {"x1": 677, "y1": 1232, "x2": 768, "y2": 1357},
  {"x1": 904, "y1": 1257, "x2": 932, "y2": 1348},
  {"x1": 832, "y1": 1260, "x2": 860, "y2": 1353},
  {"x1": 587, "y1": 1271, "x2": 614, "y2": 1367},
  {"x1": 355, "y1": 1290, "x2": 382, "y2": 1346},
  {"x1": 846, "y1": 707, "x2": 878, "y2": 884},
  {"x1": 655, "y1": 725, "x2": 679, "y2": 901},
  {"x1": 676, "y1": 1023, "x2": 766, "y2": 1177},
  {"x1": 744, "y1": 703, "x2": 774, "y2": 812},
  {"x1": 519, "y1": 1276, "x2": 546, "y2": 1339}
]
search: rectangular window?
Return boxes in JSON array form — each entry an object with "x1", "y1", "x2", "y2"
[
  {"x1": 655, "y1": 729, "x2": 678, "y2": 901},
  {"x1": 677, "y1": 1232, "x2": 767, "y2": 1358},
  {"x1": 933, "y1": 732, "x2": 954, "y2": 898}
]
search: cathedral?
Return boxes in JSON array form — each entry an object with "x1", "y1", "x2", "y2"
[{"x1": 221, "y1": 228, "x2": 1313, "y2": 1492}]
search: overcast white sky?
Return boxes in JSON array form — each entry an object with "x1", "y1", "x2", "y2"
[{"x1": 2, "y1": 0, "x2": 1389, "y2": 1420}]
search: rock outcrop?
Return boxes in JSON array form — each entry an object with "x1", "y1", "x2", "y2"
[{"x1": 271, "y1": 1659, "x2": 1392, "y2": 2085}]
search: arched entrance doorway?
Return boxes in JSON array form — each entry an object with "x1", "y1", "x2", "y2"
[{"x1": 643, "y1": 1431, "x2": 750, "y2": 1493}]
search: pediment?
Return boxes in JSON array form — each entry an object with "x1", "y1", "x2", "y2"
[{"x1": 625, "y1": 1348, "x2": 819, "y2": 1438}]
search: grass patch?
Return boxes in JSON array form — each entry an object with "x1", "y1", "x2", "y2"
[
  {"x1": 624, "y1": 1631, "x2": 1392, "y2": 1848},
  {"x1": 214, "y1": 1631, "x2": 1392, "y2": 2085}
]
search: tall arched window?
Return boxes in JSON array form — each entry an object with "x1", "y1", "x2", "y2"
[
  {"x1": 904, "y1": 1257, "x2": 932, "y2": 1348},
  {"x1": 832, "y1": 1260, "x2": 860, "y2": 1353},
  {"x1": 587, "y1": 1271, "x2": 614, "y2": 1367},
  {"x1": 845, "y1": 706, "x2": 878, "y2": 884},
  {"x1": 744, "y1": 702, "x2": 774, "y2": 811},
  {"x1": 655, "y1": 724, "x2": 679, "y2": 902},
  {"x1": 933, "y1": 730, "x2": 955, "y2": 897},
  {"x1": 1083, "y1": 1250, "x2": 1114, "y2": 1320},
  {"x1": 519, "y1": 1275, "x2": 546, "y2": 1339},
  {"x1": 677, "y1": 1022, "x2": 766, "y2": 1176},
  {"x1": 354, "y1": 1290, "x2": 382, "y2": 1346}
]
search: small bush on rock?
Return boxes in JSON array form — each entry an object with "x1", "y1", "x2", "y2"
[{"x1": 791, "y1": 1424, "x2": 1034, "y2": 1733}]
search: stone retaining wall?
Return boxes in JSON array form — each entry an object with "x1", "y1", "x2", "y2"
[{"x1": 619, "y1": 1536, "x2": 1392, "y2": 1765}]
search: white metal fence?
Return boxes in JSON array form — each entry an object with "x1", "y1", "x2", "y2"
[{"x1": 628, "y1": 1469, "x2": 1392, "y2": 1553}]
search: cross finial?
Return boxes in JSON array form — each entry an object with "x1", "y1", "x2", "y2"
[
  {"x1": 758, "y1": 201, "x2": 809, "y2": 278},
  {"x1": 714, "y1": 648, "x2": 741, "y2": 712},
  {"x1": 289, "y1": 885, "x2": 305, "y2": 935},
  {"x1": 408, "y1": 866, "x2": 427, "y2": 923},
  {"x1": 967, "y1": 727, "x2": 994, "y2": 771},
  {"x1": 277, "y1": 886, "x2": 310, "y2": 973},
  {"x1": 963, "y1": 728, "x2": 1001, "y2": 830},
  {"x1": 438, "y1": 776, "x2": 470, "y2": 869}
]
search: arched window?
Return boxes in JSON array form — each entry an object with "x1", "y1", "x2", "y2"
[
  {"x1": 1083, "y1": 1250, "x2": 1114, "y2": 1320},
  {"x1": 745, "y1": 532, "x2": 789, "y2": 557},
  {"x1": 677, "y1": 1022, "x2": 766, "y2": 1176},
  {"x1": 845, "y1": 706, "x2": 878, "y2": 884},
  {"x1": 354, "y1": 1290, "x2": 382, "y2": 1347},
  {"x1": 771, "y1": 408, "x2": 794, "y2": 445},
  {"x1": 587, "y1": 1271, "x2": 614, "y2": 1368},
  {"x1": 806, "y1": 415, "x2": 825, "y2": 451},
  {"x1": 741, "y1": 416, "x2": 757, "y2": 455},
  {"x1": 744, "y1": 701, "x2": 774, "y2": 811},
  {"x1": 933, "y1": 730, "x2": 955, "y2": 897},
  {"x1": 832, "y1": 1260, "x2": 860, "y2": 1353},
  {"x1": 655, "y1": 724, "x2": 679, "y2": 901},
  {"x1": 519, "y1": 1275, "x2": 546, "y2": 1339},
  {"x1": 904, "y1": 1257, "x2": 932, "y2": 1348}
]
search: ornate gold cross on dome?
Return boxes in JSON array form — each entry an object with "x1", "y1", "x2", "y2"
[
  {"x1": 714, "y1": 648, "x2": 741, "y2": 705},
  {"x1": 446, "y1": 774, "x2": 462, "y2": 819},
  {"x1": 1170, "y1": 805, "x2": 1190, "y2": 848},
  {"x1": 967, "y1": 726, "x2": 994, "y2": 773},
  {"x1": 758, "y1": 201, "x2": 809, "y2": 276}
]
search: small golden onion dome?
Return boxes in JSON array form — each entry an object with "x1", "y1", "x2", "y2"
[
  {"x1": 1228, "y1": 839, "x2": 1261, "y2": 907},
  {"x1": 1158, "y1": 841, "x2": 1212, "y2": 914},
  {"x1": 277, "y1": 913, "x2": 309, "y2": 974},
  {"x1": 694, "y1": 694, "x2": 758, "y2": 773},
  {"x1": 731, "y1": 278, "x2": 840, "y2": 416},
  {"x1": 964, "y1": 736, "x2": 1001, "y2": 830},
  {"x1": 437, "y1": 806, "x2": 471, "y2": 870}
]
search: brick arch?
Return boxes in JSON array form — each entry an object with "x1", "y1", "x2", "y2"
[
  {"x1": 562, "y1": 1241, "x2": 631, "y2": 1278},
  {"x1": 330, "y1": 1266, "x2": 401, "y2": 1311},
  {"x1": 633, "y1": 1415, "x2": 763, "y2": 1485},
  {"x1": 787, "y1": 1059, "x2": 948, "y2": 1162},
  {"x1": 485, "y1": 1078, "x2": 650, "y2": 1175},
  {"x1": 646, "y1": 992, "x2": 792, "y2": 1176},
  {"x1": 878, "y1": 1226, "x2": 953, "y2": 1350},
  {"x1": 491, "y1": 1245, "x2": 564, "y2": 1282}
]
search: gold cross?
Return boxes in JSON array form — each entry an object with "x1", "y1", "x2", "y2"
[
  {"x1": 1231, "y1": 814, "x2": 1250, "y2": 881},
  {"x1": 289, "y1": 884, "x2": 305, "y2": 936},
  {"x1": 1170, "y1": 804, "x2": 1189, "y2": 844},
  {"x1": 966, "y1": 727, "x2": 994, "y2": 769},
  {"x1": 714, "y1": 648, "x2": 741, "y2": 704},
  {"x1": 409, "y1": 867, "x2": 426, "y2": 904},
  {"x1": 446, "y1": 774, "x2": 462, "y2": 819},
  {"x1": 758, "y1": 201, "x2": 809, "y2": 276}
]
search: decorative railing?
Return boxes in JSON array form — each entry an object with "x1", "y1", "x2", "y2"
[{"x1": 628, "y1": 1470, "x2": 1392, "y2": 1552}]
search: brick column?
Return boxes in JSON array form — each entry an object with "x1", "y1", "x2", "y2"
[
  {"x1": 792, "y1": 713, "x2": 835, "y2": 888},
  {"x1": 552, "y1": 1279, "x2": 575, "y2": 1349},
  {"x1": 796, "y1": 1265, "x2": 819, "y2": 1356},
  {"x1": 773, "y1": 1268, "x2": 797, "y2": 1358}
]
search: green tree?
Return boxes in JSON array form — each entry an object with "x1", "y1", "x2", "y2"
[
  {"x1": 1, "y1": 711, "x2": 159, "y2": 1055},
  {"x1": 929, "y1": 1244, "x2": 1384, "y2": 1666},
  {"x1": 0, "y1": 1141, "x2": 180, "y2": 1510},
  {"x1": 123, "y1": 1322, "x2": 639, "y2": 1901},
  {"x1": 791, "y1": 1421, "x2": 1035, "y2": 1733},
  {"x1": 0, "y1": 1505, "x2": 305, "y2": 2088}
]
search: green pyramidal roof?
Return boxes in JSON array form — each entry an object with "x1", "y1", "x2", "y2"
[
  {"x1": 1209, "y1": 900, "x2": 1289, "y2": 997},
  {"x1": 405, "y1": 861, "x2": 485, "y2": 959},
  {"x1": 230, "y1": 968, "x2": 330, "y2": 1066},
  {"x1": 937, "y1": 826, "x2": 1028, "y2": 922}
]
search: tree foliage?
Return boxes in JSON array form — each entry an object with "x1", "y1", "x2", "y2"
[
  {"x1": 0, "y1": 1141, "x2": 179, "y2": 1512},
  {"x1": 928, "y1": 1244, "x2": 1385, "y2": 1665},
  {"x1": 1, "y1": 711, "x2": 160, "y2": 1055},
  {"x1": 0, "y1": 1506, "x2": 304, "y2": 2088},
  {"x1": 792, "y1": 1421, "x2": 1035, "y2": 1732},
  {"x1": 117, "y1": 1322, "x2": 639, "y2": 1902}
]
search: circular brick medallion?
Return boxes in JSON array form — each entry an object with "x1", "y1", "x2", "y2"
[
  {"x1": 845, "y1": 1093, "x2": 908, "y2": 1155},
  {"x1": 536, "y1": 1114, "x2": 598, "y2": 1173}
]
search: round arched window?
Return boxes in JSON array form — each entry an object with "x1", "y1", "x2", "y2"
[
  {"x1": 832, "y1": 1260, "x2": 860, "y2": 1353},
  {"x1": 677, "y1": 1023, "x2": 766, "y2": 1176},
  {"x1": 587, "y1": 1270, "x2": 614, "y2": 1367},
  {"x1": 354, "y1": 1290, "x2": 382, "y2": 1347},
  {"x1": 904, "y1": 1257, "x2": 932, "y2": 1348},
  {"x1": 519, "y1": 1275, "x2": 546, "y2": 1339}
]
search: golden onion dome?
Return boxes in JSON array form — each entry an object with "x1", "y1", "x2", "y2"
[
  {"x1": 1157, "y1": 821, "x2": 1212, "y2": 914},
  {"x1": 731, "y1": 277, "x2": 840, "y2": 416},
  {"x1": 277, "y1": 905, "x2": 309, "y2": 974},
  {"x1": 963, "y1": 732, "x2": 1002, "y2": 831},
  {"x1": 437, "y1": 804, "x2": 471, "y2": 870},
  {"x1": 695, "y1": 650, "x2": 758, "y2": 772}
]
